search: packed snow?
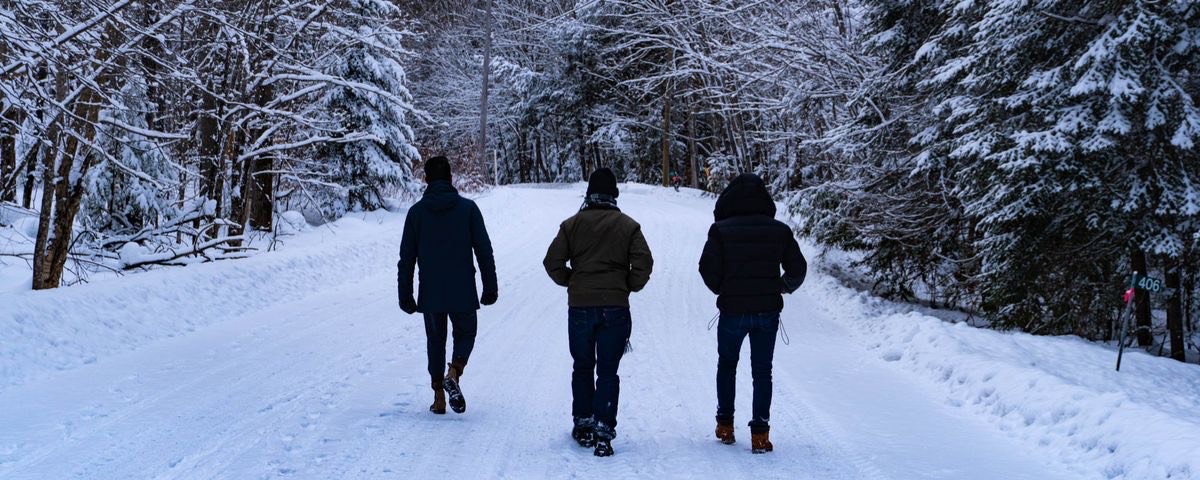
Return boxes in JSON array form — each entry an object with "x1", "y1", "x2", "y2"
[{"x1": 1, "y1": 184, "x2": 1197, "y2": 479}]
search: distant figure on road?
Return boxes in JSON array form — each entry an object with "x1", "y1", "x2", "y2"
[
  {"x1": 543, "y1": 168, "x2": 654, "y2": 457},
  {"x1": 671, "y1": 171, "x2": 684, "y2": 192},
  {"x1": 397, "y1": 156, "x2": 498, "y2": 416},
  {"x1": 698, "y1": 173, "x2": 807, "y2": 454}
]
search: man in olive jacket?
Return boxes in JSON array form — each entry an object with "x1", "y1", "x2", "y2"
[
  {"x1": 543, "y1": 168, "x2": 653, "y2": 457},
  {"x1": 398, "y1": 156, "x2": 498, "y2": 416}
]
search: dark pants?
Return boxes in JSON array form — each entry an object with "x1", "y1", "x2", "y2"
[
  {"x1": 568, "y1": 307, "x2": 631, "y2": 432},
  {"x1": 424, "y1": 311, "x2": 478, "y2": 388},
  {"x1": 716, "y1": 312, "x2": 779, "y2": 433}
]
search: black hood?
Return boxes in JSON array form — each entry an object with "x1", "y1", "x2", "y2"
[
  {"x1": 422, "y1": 180, "x2": 461, "y2": 212},
  {"x1": 714, "y1": 174, "x2": 776, "y2": 221}
]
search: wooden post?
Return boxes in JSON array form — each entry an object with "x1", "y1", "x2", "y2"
[{"x1": 1132, "y1": 248, "x2": 1153, "y2": 346}]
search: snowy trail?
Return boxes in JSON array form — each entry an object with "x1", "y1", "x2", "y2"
[{"x1": 2, "y1": 185, "x2": 1082, "y2": 479}]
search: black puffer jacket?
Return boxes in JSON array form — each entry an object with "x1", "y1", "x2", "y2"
[{"x1": 699, "y1": 174, "x2": 807, "y2": 314}]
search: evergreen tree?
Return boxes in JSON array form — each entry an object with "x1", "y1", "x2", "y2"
[{"x1": 317, "y1": 0, "x2": 422, "y2": 213}]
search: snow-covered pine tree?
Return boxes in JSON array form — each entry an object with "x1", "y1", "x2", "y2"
[
  {"x1": 316, "y1": 0, "x2": 422, "y2": 214},
  {"x1": 813, "y1": 0, "x2": 1199, "y2": 343},
  {"x1": 945, "y1": 0, "x2": 1200, "y2": 337}
]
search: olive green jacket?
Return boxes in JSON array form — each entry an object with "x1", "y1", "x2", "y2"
[{"x1": 543, "y1": 208, "x2": 654, "y2": 307}]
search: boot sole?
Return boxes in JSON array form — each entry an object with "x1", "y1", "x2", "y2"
[{"x1": 443, "y1": 378, "x2": 466, "y2": 414}]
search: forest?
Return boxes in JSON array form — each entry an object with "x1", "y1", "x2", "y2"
[{"x1": 1, "y1": 0, "x2": 1197, "y2": 361}]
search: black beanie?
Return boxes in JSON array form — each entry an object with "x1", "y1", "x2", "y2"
[
  {"x1": 424, "y1": 156, "x2": 452, "y2": 182},
  {"x1": 586, "y1": 168, "x2": 619, "y2": 198}
]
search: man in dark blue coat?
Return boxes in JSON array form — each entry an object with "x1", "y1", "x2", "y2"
[
  {"x1": 398, "y1": 156, "x2": 498, "y2": 415},
  {"x1": 699, "y1": 173, "x2": 806, "y2": 454}
]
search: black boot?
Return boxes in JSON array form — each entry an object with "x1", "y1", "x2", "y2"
[
  {"x1": 593, "y1": 422, "x2": 615, "y2": 457},
  {"x1": 443, "y1": 362, "x2": 466, "y2": 414},
  {"x1": 572, "y1": 416, "x2": 596, "y2": 448}
]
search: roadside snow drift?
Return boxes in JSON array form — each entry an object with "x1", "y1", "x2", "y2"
[{"x1": 0, "y1": 212, "x2": 405, "y2": 392}]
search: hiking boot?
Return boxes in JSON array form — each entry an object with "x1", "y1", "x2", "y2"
[
  {"x1": 429, "y1": 387, "x2": 446, "y2": 415},
  {"x1": 444, "y1": 362, "x2": 466, "y2": 414},
  {"x1": 593, "y1": 439, "x2": 614, "y2": 457},
  {"x1": 593, "y1": 422, "x2": 616, "y2": 457},
  {"x1": 715, "y1": 421, "x2": 736, "y2": 445},
  {"x1": 751, "y1": 431, "x2": 773, "y2": 454},
  {"x1": 572, "y1": 416, "x2": 597, "y2": 448}
]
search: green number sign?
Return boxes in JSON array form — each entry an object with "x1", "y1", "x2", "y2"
[{"x1": 1130, "y1": 273, "x2": 1164, "y2": 293}]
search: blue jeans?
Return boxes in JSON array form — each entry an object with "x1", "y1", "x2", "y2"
[
  {"x1": 716, "y1": 312, "x2": 779, "y2": 433},
  {"x1": 568, "y1": 307, "x2": 632, "y2": 432},
  {"x1": 424, "y1": 311, "x2": 477, "y2": 388}
]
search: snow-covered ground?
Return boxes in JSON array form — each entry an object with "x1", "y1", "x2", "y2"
[{"x1": 1, "y1": 184, "x2": 1198, "y2": 479}]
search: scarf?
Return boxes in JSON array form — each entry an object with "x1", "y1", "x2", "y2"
[{"x1": 580, "y1": 193, "x2": 619, "y2": 211}]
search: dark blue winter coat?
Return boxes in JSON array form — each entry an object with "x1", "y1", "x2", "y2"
[{"x1": 398, "y1": 181, "x2": 497, "y2": 313}]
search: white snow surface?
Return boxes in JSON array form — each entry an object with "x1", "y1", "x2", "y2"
[{"x1": 1, "y1": 184, "x2": 1197, "y2": 479}]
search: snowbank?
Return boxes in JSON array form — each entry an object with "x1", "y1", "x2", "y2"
[
  {"x1": 0, "y1": 211, "x2": 407, "y2": 392},
  {"x1": 808, "y1": 264, "x2": 1200, "y2": 479}
]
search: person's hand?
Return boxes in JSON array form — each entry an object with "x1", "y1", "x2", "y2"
[
  {"x1": 480, "y1": 290, "x2": 498, "y2": 306},
  {"x1": 400, "y1": 296, "x2": 418, "y2": 314}
]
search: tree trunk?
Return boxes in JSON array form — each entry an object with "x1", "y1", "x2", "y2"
[
  {"x1": 577, "y1": 119, "x2": 588, "y2": 179},
  {"x1": 21, "y1": 142, "x2": 37, "y2": 208},
  {"x1": 687, "y1": 101, "x2": 698, "y2": 189},
  {"x1": 0, "y1": 35, "x2": 18, "y2": 202},
  {"x1": 221, "y1": 126, "x2": 242, "y2": 240},
  {"x1": 33, "y1": 22, "x2": 119, "y2": 289},
  {"x1": 536, "y1": 131, "x2": 548, "y2": 182},
  {"x1": 478, "y1": 0, "x2": 493, "y2": 177},
  {"x1": 1132, "y1": 248, "x2": 1153, "y2": 346},
  {"x1": 1166, "y1": 264, "x2": 1185, "y2": 361},
  {"x1": 197, "y1": 85, "x2": 222, "y2": 208},
  {"x1": 0, "y1": 39, "x2": 12, "y2": 203},
  {"x1": 0, "y1": 105, "x2": 18, "y2": 202},
  {"x1": 518, "y1": 130, "x2": 529, "y2": 183},
  {"x1": 661, "y1": 89, "x2": 672, "y2": 187},
  {"x1": 242, "y1": 79, "x2": 274, "y2": 232},
  {"x1": 240, "y1": 153, "x2": 273, "y2": 231}
]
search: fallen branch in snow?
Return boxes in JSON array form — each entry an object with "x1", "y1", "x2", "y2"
[{"x1": 119, "y1": 236, "x2": 254, "y2": 271}]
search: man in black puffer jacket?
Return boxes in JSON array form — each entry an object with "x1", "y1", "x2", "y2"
[
  {"x1": 398, "y1": 156, "x2": 498, "y2": 416},
  {"x1": 698, "y1": 173, "x2": 806, "y2": 454}
]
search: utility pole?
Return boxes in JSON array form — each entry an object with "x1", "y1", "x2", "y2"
[{"x1": 479, "y1": 0, "x2": 493, "y2": 178}]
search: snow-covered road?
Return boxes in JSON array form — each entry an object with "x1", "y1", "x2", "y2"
[{"x1": 2, "y1": 184, "x2": 1186, "y2": 479}]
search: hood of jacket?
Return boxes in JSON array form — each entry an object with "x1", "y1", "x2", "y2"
[
  {"x1": 714, "y1": 174, "x2": 776, "y2": 221},
  {"x1": 422, "y1": 180, "x2": 462, "y2": 213}
]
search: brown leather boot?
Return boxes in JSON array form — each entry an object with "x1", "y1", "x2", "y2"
[
  {"x1": 751, "y1": 431, "x2": 773, "y2": 454},
  {"x1": 429, "y1": 387, "x2": 446, "y2": 415},
  {"x1": 715, "y1": 422, "x2": 736, "y2": 445}
]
